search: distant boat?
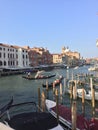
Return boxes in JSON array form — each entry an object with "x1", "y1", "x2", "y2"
[
  {"x1": 22, "y1": 74, "x2": 56, "y2": 80},
  {"x1": 42, "y1": 76, "x2": 63, "y2": 88},
  {"x1": 22, "y1": 70, "x2": 56, "y2": 80},
  {"x1": 88, "y1": 64, "x2": 98, "y2": 71},
  {"x1": 74, "y1": 66, "x2": 79, "y2": 70}
]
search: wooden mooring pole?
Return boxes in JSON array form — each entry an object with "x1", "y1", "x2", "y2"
[
  {"x1": 70, "y1": 85, "x2": 73, "y2": 105},
  {"x1": 41, "y1": 91, "x2": 46, "y2": 112},
  {"x1": 71, "y1": 80, "x2": 77, "y2": 130},
  {"x1": 38, "y1": 87, "x2": 41, "y2": 112},
  {"x1": 92, "y1": 88, "x2": 95, "y2": 118},
  {"x1": 60, "y1": 83, "x2": 63, "y2": 104},
  {"x1": 46, "y1": 80, "x2": 49, "y2": 98},
  {"x1": 60, "y1": 83, "x2": 63, "y2": 96},
  {"x1": 53, "y1": 82, "x2": 55, "y2": 94},
  {"x1": 55, "y1": 89, "x2": 59, "y2": 123},
  {"x1": 64, "y1": 78, "x2": 66, "y2": 93},
  {"x1": 82, "y1": 88, "x2": 85, "y2": 116},
  {"x1": 90, "y1": 78, "x2": 95, "y2": 118},
  {"x1": 72, "y1": 101, "x2": 77, "y2": 130}
]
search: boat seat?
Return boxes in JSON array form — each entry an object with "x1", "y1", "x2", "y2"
[{"x1": 6, "y1": 112, "x2": 58, "y2": 130}]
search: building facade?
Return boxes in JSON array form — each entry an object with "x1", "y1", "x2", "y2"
[
  {"x1": 0, "y1": 43, "x2": 29, "y2": 68},
  {"x1": 28, "y1": 47, "x2": 52, "y2": 66},
  {"x1": 52, "y1": 54, "x2": 62, "y2": 63},
  {"x1": 62, "y1": 46, "x2": 80, "y2": 59}
]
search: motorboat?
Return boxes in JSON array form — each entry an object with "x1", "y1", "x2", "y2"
[
  {"x1": 88, "y1": 64, "x2": 98, "y2": 71},
  {"x1": 0, "y1": 97, "x2": 64, "y2": 130},
  {"x1": 77, "y1": 88, "x2": 98, "y2": 101}
]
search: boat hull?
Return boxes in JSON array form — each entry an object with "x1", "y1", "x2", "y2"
[{"x1": 46, "y1": 99, "x2": 89, "y2": 130}]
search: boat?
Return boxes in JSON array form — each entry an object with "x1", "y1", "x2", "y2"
[
  {"x1": 45, "y1": 99, "x2": 90, "y2": 130},
  {"x1": 77, "y1": 88, "x2": 98, "y2": 101},
  {"x1": 0, "y1": 97, "x2": 64, "y2": 130},
  {"x1": 0, "y1": 122, "x2": 14, "y2": 130},
  {"x1": 22, "y1": 71, "x2": 56, "y2": 80},
  {"x1": 65, "y1": 87, "x2": 98, "y2": 101},
  {"x1": 42, "y1": 76, "x2": 63, "y2": 88},
  {"x1": 88, "y1": 64, "x2": 98, "y2": 71}
]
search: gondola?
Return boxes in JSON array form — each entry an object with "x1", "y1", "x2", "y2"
[
  {"x1": 22, "y1": 73, "x2": 56, "y2": 80},
  {"x1": 45, "y1": 99, "x2": 98, "y2": 130},
  {"x1": 0, "y1": 97, "x2": 64, "y2": 130},
  {"x1": 42, "y1": 76, "x2": 63, "y2": 88}
]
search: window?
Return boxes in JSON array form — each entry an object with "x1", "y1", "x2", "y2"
[
  {"x1": 8, "y1": 61, "x2": 10, "y2": 66},
  {"x1": 13, "y1": 61, "x2": 14, "y2": 66},
  {"x1": 16, "y1": 61, "x2": 18, "y2": 65},
  {"x1": 8, "y1": 53, "x2": 9, "y2": 58},
  {"x1": 0, "y1": 61, "x2": 2, "y2": 66},
  {"x1": 16, "y1": 54, "x2": 18, "y2": 59},
  {"x1": 23, "y1": 54, "x2": 24, "y2": 59},
  {"x1": 26, "y1": 55, "x2": 28, "y2": 59},
  {"x1": 4, "y1": 53, "x2": 5, "y2": 58},
  {"x1": 13, "y1": 54, "x2": 14, "y2": 58},
  {"x1": 10, "y1": 54, "x2": 12, "y2": 58},
  {"x1": 0, "y1": 52, "x2": 1, "y2": 58},
  {"x1": 23, "y1": 61, "x2": 24, "y2": 66},
  {"x1": 4, "y1": 61, "x2": 6, "y2": 66},
  {"x1": 11, "y1": 61, "x2": 12, "y2": 65}
]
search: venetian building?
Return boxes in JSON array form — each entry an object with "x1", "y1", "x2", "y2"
[
  {"x1": 28, "y1": 47, "x2": 52, "y2": 66},
  {"x1": 61, "y1": 46, "x2": 80, "y2": 66},
  {"x1": 0, "y1": 43, "x2": 29, "y2": 68},
  {"x1": 62, "y1": 46, "x2": 80, "y2": 59},
  {"x1": 52, "y1": 54, "x2": 62, "y2": 63}
]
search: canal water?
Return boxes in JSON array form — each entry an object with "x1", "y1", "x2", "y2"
[{"x1": 0, "y1": 65, "x2": 98, "y2": 119}]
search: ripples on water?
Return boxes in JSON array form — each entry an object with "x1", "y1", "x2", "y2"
[{"x1": 0, "y1": 65, "x2": 98, "y2": 119}]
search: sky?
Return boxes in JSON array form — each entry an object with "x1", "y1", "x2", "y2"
[{"x1": 0, "y1": 0, "x2": 98, "y2": 59}]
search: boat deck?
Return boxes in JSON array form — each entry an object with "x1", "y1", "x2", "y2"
[{"x1": 51, "y1": 105, "x2": 89, "y2": 130}]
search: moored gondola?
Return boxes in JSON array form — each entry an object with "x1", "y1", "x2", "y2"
[{"x1": 42, "y1": 75, "x2": 63, "y2": 88}]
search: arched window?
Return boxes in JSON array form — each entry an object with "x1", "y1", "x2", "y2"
[
  {"x1": 16, "y1": 54, "x2": 18, "y2": 59},
  {"x1": 8, "y1": 61, "x2": 10, "y2": 66},
  {"x1": 23, "y1": 61, "x2": 24, "y2": 66},
  {"x1": 23, "y1": 54, "x2": 24, "y2": 59},
  {"x1": 4, "y1": 53, "x2": 5, "y2": 58},
  {"x1": 13, "y1": 61, "x2": 14, "y2": 66},
  {"x1": 4, "y1": 61, "x2": 6, "y2": 66},
  {"x1": 0, "y1": 52, "x2": 2, "y2": 58},
  {"x1": 26, "y1": 55, "x2": 28, "y2": 59},
  {"x1": 16, "y1": 61, "x2": 18, "y2": 65},
  {"x1": 8, "y1": 53, "x2": 9, "y2": 58},
  {"x1": 11, "y1": 61, "x2": 12, "y2": 66},
  {"x1": 0, "y1": 61, "x2": 2, "y2": 66}
]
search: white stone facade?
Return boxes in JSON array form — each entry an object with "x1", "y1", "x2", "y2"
[{"x1": 0, "y1": 43, "x2": 30, "y2": 68}]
